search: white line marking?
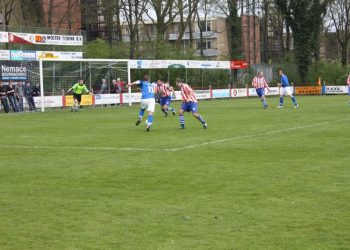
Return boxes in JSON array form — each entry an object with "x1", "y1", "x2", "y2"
[
  {"x1": 167, "y1": 118, "x2": 349, "y2": 151},
  {"x1": 1, "y1": 119, "x2": 348, "y2": 152}
]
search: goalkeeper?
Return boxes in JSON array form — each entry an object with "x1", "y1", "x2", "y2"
[{"x1": 67, "y1": 79, "x2": 90, "y2": 112}]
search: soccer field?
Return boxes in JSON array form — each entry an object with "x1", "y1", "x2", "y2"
[{"x1": 0, "y1": 96, "x2": 349, "y2": 249}]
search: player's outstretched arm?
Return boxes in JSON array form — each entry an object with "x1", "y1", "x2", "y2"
[{"x1": 127, "y1": 80, "x2": 140, "y2": 88}]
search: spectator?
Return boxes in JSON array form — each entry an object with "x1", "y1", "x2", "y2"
[
  {"x1": 6, "y1": 81, "x2": 19, "y2": 112},
  {"x1": 24, "y1": 82, "x2": 36, "y2": 111},
  {"x1": 15, "y1": 82, "x2": 24, "y2": 112},
  {"x1": 0, "y1": 81, "x2": 9, "y2": 113},
  {"x1": 32, "y1": 84, "x2": 40, "y2": 97},
  {"x1": 116, "y1": 78, "x2": 125, "y2": 93},
  {"x1": 100, "y1": 78, "x2": 109, "y2": 94}
]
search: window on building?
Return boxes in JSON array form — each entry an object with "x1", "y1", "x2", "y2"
[
  {"x1": 206, "y1": 20, "x2": 211, "y2": 32},
  {"x1": 199, "y1": 20, "x2": 211, "y2": 32},
  {"x1": 148, "y1": 25, "x2": 156, "y2": 35},
  {"x1": 196, "y1": 39, "x2": 212, "y2": 50},
  {"x1": 183, "y1": 40, "x2": 189, "y2": 49}
]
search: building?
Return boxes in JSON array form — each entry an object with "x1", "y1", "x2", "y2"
[{"x1": 242, "y1": 15, "x2": 261, "y2": 64}]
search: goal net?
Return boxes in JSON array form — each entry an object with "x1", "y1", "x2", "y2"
[{"x1": 39, "y1": 59, "x2": 130, "y2": 111}]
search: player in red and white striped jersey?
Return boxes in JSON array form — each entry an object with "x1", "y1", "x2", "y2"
[
  {"x1": 175, "y1": 78, "x2": 207, "y2": 129},
  {"x1": 252, "y1": 72, "x2": 270, "y2": 109},
  {"x1": 155, "y1": 80, "x2": 176, "y2": 116}
]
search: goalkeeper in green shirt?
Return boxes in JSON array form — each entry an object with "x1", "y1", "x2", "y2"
[{"x1": 67, "y1": 79, "x2": 90, "y2": 112}]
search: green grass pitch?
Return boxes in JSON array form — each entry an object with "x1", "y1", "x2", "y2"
[{"x1": 0, "y1": 96, "x2": 349, "y2": 249}]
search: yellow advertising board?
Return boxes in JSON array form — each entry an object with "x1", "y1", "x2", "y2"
[
  {"x1": 81, "y1": 95, "x2": 93, "y2": 105},
  {"x1": 64, "y1": 95, "x2": 93, "y2": 106},
  {"x1": 294, "y1": 86, "x2": 322, "y2": 95}
]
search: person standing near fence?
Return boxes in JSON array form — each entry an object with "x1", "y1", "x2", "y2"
[
  {"x1": 252, "y1": 72, "x2": 270, "y2": 109},
  {"x1": 24, "y1": 82, "x2": 36, "y2": 111},
  {"x1": 277, "y1": 69, "x2": 299, "y2": 109},
  {"x1": 67, "y1": 79, "x2": 90, "y2": 112},
  {"x1": 6, "y1": 81, "x2": 19, "y2": 112},
  {"x1": 15, "y1": 82, "x2": 24, "y2": 112},
  {"x1": 0, "y1": 81, "x2": 9, "y2": 113}
]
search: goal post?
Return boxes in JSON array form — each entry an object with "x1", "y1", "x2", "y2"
[{"x1": 39, "y1": 58, "x2": 131, "y2": 112}]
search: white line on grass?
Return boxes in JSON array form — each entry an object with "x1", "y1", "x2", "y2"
[
  {"x1": 1, "y1": 118, "x2": 349, "y2": 152},
  {"x1": 167, "y1": 118, "x2": 350, "y2": 151}
]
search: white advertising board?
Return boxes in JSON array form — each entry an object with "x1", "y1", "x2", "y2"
[
  {"x1": 0, "y1": 50, "x2": 10, "y2": 60},
  {"x1": 0, "y1": 32, "x2": 9, "y2": 43},
  {"x1": 33, "y1": 96, "x2": 63, "y2": 108},
  {"x1": 325, "y1": 86, "x2": 348, "y2": 94},
  {"x1": 129, "y1": 60, "x2": 231, "y2": 69},
  {"x1": 94, "y1": 94, "x2": 120, "y2": 105}
]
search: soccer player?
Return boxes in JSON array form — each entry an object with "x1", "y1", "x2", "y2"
[
  {"x1": 252, "y1": 71, "x2": 270, "y2": 109},
  {"x1": 155, "y1": 80, "x2": 176, "y2": 116},
  {"x1": 128, "y1": 74, "x2": 155, "y2": 132},
  {"x1": 67, "y1": 79, "x2": 90, "y2": 112},
  {"x1": 347, "y1": 73, "x2": 350, "y2": 105},
  {"x1": 175, "y1": 78, "x2": 207, "y2": 129},
  {"x1": 277, "y1": 69, "x2": 299, "y2": 108}
]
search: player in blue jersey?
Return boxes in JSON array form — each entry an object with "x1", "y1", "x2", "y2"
[
  {"x1": 127, "y1": 75, "x2": 155, "y2": 132},
  {"x1": 277, "y1": 69, "x2": 299, "y2": 108}
]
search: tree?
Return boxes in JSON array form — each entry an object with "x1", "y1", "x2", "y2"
[
  {"x1": 146, "y1": 0, "x2": 178, "y2": 58},
  {"x1": 196, "y1": 0, "x2": 215, "y2": 57},
  {"x1": 327, "y1": 0, "x2": 350, "y2": 66},
  {"x1": 174, "y1": 0, "x2": 199, "y2": 50},
  {"x1": 121, "y1": 0, "x2": 147, "y2": 59},
  {"x1": 216, "y1": 0, "x2": 242, "y2": 60},
  {"x1": 0, "y1": 0, "x2": 17, "y2": 29},
  {"x1": 19, "y1": 0, "x2": 44, "y2": 27},
  {"x1": 274, "y1": 0, "x2": 329, "y2": 83}
]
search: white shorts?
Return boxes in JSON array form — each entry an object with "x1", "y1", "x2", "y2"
[
  {"x1": 280, "y1": 86, "x2": 292, "y2": 96},
  {"x1": 141, "y1": 98, "x2": 155, "y2": 113}
]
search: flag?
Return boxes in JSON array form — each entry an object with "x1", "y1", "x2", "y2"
[{"x1": 317, "y1": 77, "x2": 321, "y2": 86}]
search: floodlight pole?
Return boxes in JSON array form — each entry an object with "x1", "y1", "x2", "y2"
[{"x1": 39, "y1": 59, "x2": 45, "y2": 112}]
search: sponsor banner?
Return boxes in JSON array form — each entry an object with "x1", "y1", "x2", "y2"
[
  {"x1": 266, "y1": 87, "x2": 279, "y2": 96},
  {"x1": 0, "y1": 50, "x2": 10, "y2": 60},
  {"x1": 37, "y1": 51, "x2": 83, "y2": 60},
  {"x1": 35, "y1": 34, "x2": 83, "y2": 46},
  {"x1": 81, "y1": 95, "x2": 93, "y2": 105},
  {"x1": 64, "y1": 95, "x2": 93, "y2": 106},
  {"x1": 325, "y1": 86, "x2": 348, "y2": 94},
  {"x1": 194, "y1": 89, "x2": 211, "y2": 99},
  {"x1": 94, "y1": 94, "x2": 120, "y2": 105},
  {"x1": 0, "y1": 32, "x2": 9, "y2": 43},
  {"x1": 8, "y1": 32, "x2": 83, "y2": 46},
  {"x1": 231, "y1": 60, "x2": 249, "y2": 69},
  {"x1": 33, "y1": 96, "x2": 63, "y2": 108},
  {"x1": 231, "y1": 88, "x2": 248, "y2": 97},
  {"x1": 248, "y1": 88, "x2": 258, "y2": 97},
  {"x1": 8, "y1": 32, "x2": 35, "y2": 44},
  {"x1": 0, "y1": 61, "x2": 27, "y2": 80},
  {"x1": 10, "y1": 50, "x2": 36, "y2": 61},
  {"x1": 122, "y1": 92, "x2": 142, "y2": 104},
  {"x1": 129, "y1": 60, "x2": 230, "y2": 69},
  {"x1": 295, "y1": 86, "x2": 321, "y2": 95},
  {"x1": 213, "y1": 89, "x2": 230, "y2": 98}
]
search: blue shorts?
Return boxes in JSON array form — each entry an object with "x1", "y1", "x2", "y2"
[
  {"x1": 181, "y1": 102, "x2": 198, "y2": 113},
  {"x1": 348, "y1": 86, "x2": 350, "y2": 95},
  {"x1": 256, "y1": 88, "x2": 265, "y2": 97},
  {"x1": 160, "y1": 96, "x2": 171, "y2": 106}
]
